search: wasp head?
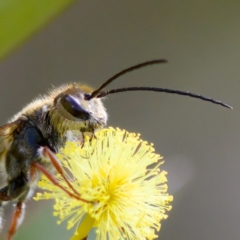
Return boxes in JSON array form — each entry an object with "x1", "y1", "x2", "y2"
[{"x1": 49, "y1": 84, "x2": 107, "y2": 134}]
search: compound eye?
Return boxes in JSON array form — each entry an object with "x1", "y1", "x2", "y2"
[{"x1": 61, "y1": 94, "x2": 90, "y2": 120}]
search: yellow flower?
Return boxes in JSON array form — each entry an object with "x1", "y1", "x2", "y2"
[{"x1": 34, "y1": 127, "x2": 173, "y2": 240}]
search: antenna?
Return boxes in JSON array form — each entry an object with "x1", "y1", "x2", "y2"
[
  {"x1": 95, "y1": 87, "x2": 232, "y2": 109},
  {"x1": 84, "y1": 59, "x2": 232, "y2": 109},
  {"x1": 86, "y1": 59, "x2": 167, "y2": 100}
]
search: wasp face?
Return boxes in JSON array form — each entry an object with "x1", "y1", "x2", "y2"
[{"x1": 50, "y1": 84, "x2": 108, "y2": 134}]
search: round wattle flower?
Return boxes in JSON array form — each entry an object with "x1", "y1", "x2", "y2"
[{"x1": 34, "y1": 127, "x2": 173, "y2": 240}]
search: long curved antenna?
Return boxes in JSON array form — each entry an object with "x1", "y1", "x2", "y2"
[
  {"x1": 96, "y1": 87, "x2": 232, "y2": 109},
  {"x1": 87, "y1": 59, "x2": 167, "y2": 99}
]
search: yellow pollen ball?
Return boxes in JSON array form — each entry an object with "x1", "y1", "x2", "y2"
[{"x1": 34, "y1": 127, "x2": 173, "y2": 240}]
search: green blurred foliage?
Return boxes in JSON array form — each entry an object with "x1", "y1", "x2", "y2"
[{"x1": 0, "y1": 0, "x2": 76, "y2": 60}]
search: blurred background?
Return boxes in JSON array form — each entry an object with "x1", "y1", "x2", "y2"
[{"x1": 0, "y1": 0, "x2": 240, "y2": 239}]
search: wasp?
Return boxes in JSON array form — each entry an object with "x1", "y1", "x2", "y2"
[{"x1": 0, "y1": 60, "x2": 231, "y2": 240}]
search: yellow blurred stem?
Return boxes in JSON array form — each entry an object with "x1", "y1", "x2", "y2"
[{"x1": 70, "y1": 214, "x2": 94, "y2": 240}]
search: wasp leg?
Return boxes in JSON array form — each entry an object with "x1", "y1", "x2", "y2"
[
  {"x1": 0, "y1": 174, "x2": 29, "y2": 239},
  {"x1": 89, "y1": 130, "x2": 97, "y2": 143},
  {"x1": 80, "y1": 131, "x2": 85, "y2": 148},
  {"x1": 8, "y1": 202, "x2": 25, "y2": 240},
  {"x1": 36, "y1": 146, "x2": 91, "y2": 203},
  {"x1": 80, "y1": 131, "x2": 96, "y2": 149},
  {"x1": 40, "y1": 146, "x2": 80, "y2": 197},
  {"x1": 32, "y1": 162, "x2": 81, "y2": 201}
]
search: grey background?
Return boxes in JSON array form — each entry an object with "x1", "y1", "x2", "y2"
[{"x1": 0, "y1": 0, "x2": 240, "y2": 239}]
